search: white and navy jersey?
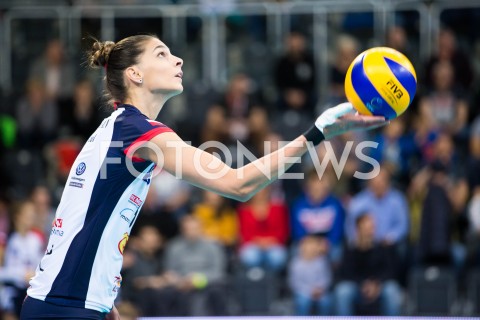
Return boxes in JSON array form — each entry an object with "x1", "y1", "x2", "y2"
[{"x1": 27, "y1": 104, "x2": 173, "y2": 312}]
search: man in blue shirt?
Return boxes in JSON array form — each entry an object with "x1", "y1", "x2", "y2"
[{"x1": 346, "y1": 168, "x2": 408, "y2": 245}]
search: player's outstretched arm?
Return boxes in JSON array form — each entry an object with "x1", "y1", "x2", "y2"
[{"x1": 148, "y1": 103, "x2": 387, "y2": 202}]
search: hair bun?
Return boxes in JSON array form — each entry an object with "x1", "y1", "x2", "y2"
[{"x1": 89, "y1": 40, "x2": 115, "y2": 68}]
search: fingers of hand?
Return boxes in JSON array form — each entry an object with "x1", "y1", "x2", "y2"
[
  {"x1": 340, "y1": 116, "x2": 388, "y2": 132},
  {"x1": 340, "y1": 114, "x2": 386, "y2": 121},
  {"x1": 343, "y1": 115, "x2": 388, "y2": 126},
  {"x1": 365, "y1": 121, "x2": 390, "y2": 130},
  {"x1": 331, "y1": 102, "x2": 355, "y2": 117}
]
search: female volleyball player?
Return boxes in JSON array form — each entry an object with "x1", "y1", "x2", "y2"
[{"x1": 20, "y1": 35, "x2": 386, "y2": 319}]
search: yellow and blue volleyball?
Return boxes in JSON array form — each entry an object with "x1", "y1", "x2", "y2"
[{"x1": 344, "y1": 47, "x2": 417, "y2": 120}]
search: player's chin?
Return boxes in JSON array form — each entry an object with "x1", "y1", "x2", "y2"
[
  {"x1": 154, "y1": 86, "x2": 183, "y2": 97},
  {"x1": 171, "y1": 85, "x2": 184, "y2": 96},
  {"x1": 167, "y1": 87, "x2": 184, "y2": 99}
]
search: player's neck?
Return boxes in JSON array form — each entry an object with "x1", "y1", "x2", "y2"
[{"x1": 124, "y1": 91, "x2": 166, "y2": 120}]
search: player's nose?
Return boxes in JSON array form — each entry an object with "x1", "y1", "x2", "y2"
[{"x1": 174, "y1": 55, "x2": 183, "y2": 67}]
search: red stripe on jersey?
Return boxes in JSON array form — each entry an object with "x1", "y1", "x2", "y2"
[{"x1": 124, "y1": 126, "x2": 173, "y2": 162}]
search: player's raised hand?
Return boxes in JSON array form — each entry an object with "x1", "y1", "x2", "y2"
[{"x1": 315, "y1": 102, "x2": 388, "y2": 139}]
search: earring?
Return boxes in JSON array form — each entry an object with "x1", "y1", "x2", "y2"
[{"x1": 138, "y1": 79, "x2": 143, "y2": 83}]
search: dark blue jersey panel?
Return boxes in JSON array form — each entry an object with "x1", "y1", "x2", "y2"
[{"x1": 115, "y1": 104, "x2": 172, "y2": 155}]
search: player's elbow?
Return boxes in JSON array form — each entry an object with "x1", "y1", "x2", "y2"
[
  {"x1": 227, "y1": 175, "x2": 253, "y2": 202},
  {"x1": 230, "y1": 185, "x2": 252, "y2": 202},
  {"x1": 237, "y1": 192, "x2": 254, "y2": 203}
]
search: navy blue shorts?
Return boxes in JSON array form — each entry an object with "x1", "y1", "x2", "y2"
[{"x1": 20, "y1": 296, "x2": 106, "y2": 320}]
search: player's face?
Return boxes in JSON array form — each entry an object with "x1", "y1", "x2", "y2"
[{"x1": 137, "y1": 38, "x2": 184, "y2": 97}]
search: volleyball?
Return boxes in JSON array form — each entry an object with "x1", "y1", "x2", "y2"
[{"x1": 344, "y1": 47, "x2": 417, "y2": 120}]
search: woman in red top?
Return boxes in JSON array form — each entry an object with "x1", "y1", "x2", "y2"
[{"x1": 238, "y1": 186, "x2": 289, "y2": 271}]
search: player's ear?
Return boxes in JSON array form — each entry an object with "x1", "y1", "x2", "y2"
[{"x1": 125, "y1": 66, "x2": 143, "y2": 85}]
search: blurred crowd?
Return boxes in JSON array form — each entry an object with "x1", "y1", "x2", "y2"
[{"x1": 2, "y1": 6, "x2": 480, "y2": 319}]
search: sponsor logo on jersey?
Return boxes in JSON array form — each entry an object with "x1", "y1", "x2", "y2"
[
  {"x1": 143, "y1": 166, "x2": 155, "y2": 185},
  {"x1": 39, "y1": 245, "x2": 54, "y2": 272},
  {"x1": 118, "y1": 233, "x2": 129, "y2": 255},
  {"x1": 51, "y1": 228, "x2": 64, "y2": 237},
  {"x1": 46, "y1": 245, "x2": 54, "y2": 255},
  {"x1": 52, "y1": 218, "x2": 63, "y2": 228},
  {"x1": 69, "y1": 181, "x2": 84, "y2": 188},
  {"x1": 51, "y1": 219, "x2": 64, "y2": 236},
  {"x1": 76, "y1": 162, "x2": 86, "y2": 175},
  {"x1": 128, "y1": 194, "x2": 143, "y2": 208},
  {"x1": 119, "y1": 208, "x2": 135, "y2": 224},
  {"x1": 112, "y1": 275, "x2": 122, "y2": 293}
]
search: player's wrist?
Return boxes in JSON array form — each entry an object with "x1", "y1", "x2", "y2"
[{"x1": 303, "y1": 124, "x2": 325, "y2": 145}]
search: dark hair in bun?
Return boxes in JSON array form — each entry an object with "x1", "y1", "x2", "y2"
[
  {"x1": 89, "y1": 40, "x2": 115, "y2": 68},
  {"x1": 87, "y1": 35, "x2": 157, "y2": 106}
]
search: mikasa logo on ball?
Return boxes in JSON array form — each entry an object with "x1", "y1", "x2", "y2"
[
  {"x1": 386, "y1": 79, "x2": 404, "y2": 100},
  {"x1": 366, "y1": 97, "x2": 383, "y2": 112}
]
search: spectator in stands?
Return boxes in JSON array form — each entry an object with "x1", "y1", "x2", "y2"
[
  {"x1": 419, "y1": 61, "x2": 469, "y2": 152},
  {"x1": 59, "y1": 79, "x2": 104, "y2": 141},
  {"x1": 210, "y1": 73, "x2": 263, "y2": 144},
  {"x1": 425, "y1": 28, "x2": 473, "y2": 92},
  {"x1": 274, "y1": 32, "x2": 316, "y2": 114},
  {"x1": 386, "y1": 25, "x2": 417, "y2": 66},
  {"x1": 121, "y1": 225, "x2": 182, "y2": 316},
  {"x1": 466, "y1": 115, "x2": 480, "y2": 267},
  {"x1": 238, "y1": 186, "x2": 289, "y2": 272},
  {"x1": 0, "y1": 201, "x2": 44, "y2": 318},
  {"x1": 346, "y1": 168, "x2": 409, "y2": 247},
  {"x1": 151, "y1": 170, "x2": 192, "y2": 220},
  {"x1": 115, "y1": 301, "x2": 139, "y2": 320},
  {"x1": 271, "y1": 66, "x2": 312, "y2": 207},
  {"x1": 334, "y1": 214, "x2": 402, "y2": 316},
  {"x1": 288, "y1": 235, "x2": 332, "y2": 315},
  {"x1": 467, "y1": 188, "x2": 480, "y2": 268},
  {"x1": 16, "y1": 78, "x2": 58, "y2": 149},
  {"x1": 29, "y1": 39, "x2": 75, "y2": 102},
  {"x1": 164, "y1": 215, "x2": 227, "y2": 316},
  {"x1": 291, "y1": 168, "x2": 345, "y2": 264},
  {"x1": 386, "y1": 25, "x2": 407, "y2": 53},
  {"x1": 245, "y1": 106, "x2": 271, "y2": 157},
  {"x1": 44, "y1": 137, "x2": 83, "y2": 194},
  {"x1": 192, "y1": 190, "x2": 238, "y2": 248},
  {"x1": 409, "y1": 133, "x2": 468, "y2": 272},
  {"x1": 272, "y1": 84, "x2": 312, "y2": 142},
  {"x1": 200, "y1": 106, "x2": 229, "y2": 148},
  {"x1": 369, "y1": 117, "x2": 419, "y2": 186},
  {"x1": 30, "y1": 185, "x2": 55, "y2": 244},
  {"x1": 327, "y1": 34, "x2": 360, "y2": 105},
  {"x1": 134, "y1": 183, "x2": 180, "y2": 240},
  {"x1": 0, "y1": 198, "x2": 10, "y2": 264},
  {"x1": 411, "y1": 114, "x2": 438, "y2": 166}
]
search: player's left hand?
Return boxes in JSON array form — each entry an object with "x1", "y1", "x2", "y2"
[
  {"x1": 316, "y1": 102, "x2": 388, "y2": 139},
  {"x1": 105, "y1": 305, "x2": 120, "y2": 320}
]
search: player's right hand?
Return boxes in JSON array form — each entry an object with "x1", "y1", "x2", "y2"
[{"x1": 315, "y1": 102, "x2": 388, "y2": 139}]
